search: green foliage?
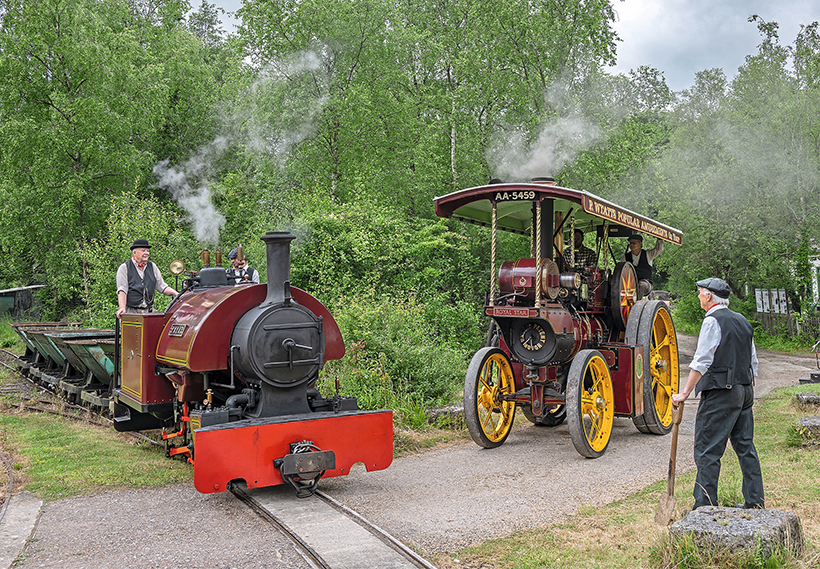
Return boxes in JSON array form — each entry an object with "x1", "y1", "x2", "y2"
[
  {"x1": 289, "y1": 201, "x2": 490, "y2": 309},
  {"x1": 78, "y1": 189, "x2": 196, "y2": 328},
  {"x1": 318, "y1": 293, "x2": 479, "y2": 425},
  {"x1": 0, "y1": 316, "x2": 25, "y2": 351},
  {"x1": 0, "y1": 0, "x2": 230, "y2": 317}
]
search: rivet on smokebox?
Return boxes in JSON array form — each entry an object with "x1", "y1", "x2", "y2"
[{"x1": 213, "y1": 484, "x2": 220, "y2": 490}]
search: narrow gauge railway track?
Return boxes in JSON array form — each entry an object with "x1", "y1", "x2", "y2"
[
  {"x1": 0, "y1": 348, "x2": 162, "y2": 448},
  {"x1": 3, "y1": 348, "x2": 431, "y2": 567},
  {"x1": 231, "y1": 483, "x2": 438, "y2": 569}
]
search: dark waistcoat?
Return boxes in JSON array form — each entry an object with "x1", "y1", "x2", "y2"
[
  {"x1": 625, "y1": 249, "x2": 652, "y2": 281},
  {"x1": 697, "y1": 308, "x2": 754, "y2": 393},
  {"x1": 126, "y1": 260, "x2": 157, "y2": 308}
]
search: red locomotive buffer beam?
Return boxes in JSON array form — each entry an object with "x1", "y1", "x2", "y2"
[{"x1": 193, "y1": 410, "x2": 393, "y2": 493}]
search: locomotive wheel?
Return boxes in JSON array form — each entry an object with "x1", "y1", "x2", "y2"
[
  {"x1": 629, "y1": 300, "x2": 679, "y2": 435},
  {"x1": 609, "y1": 262, "x2": 638, "y2": 330},
  {"x1": 566, "y1": 350, "x2": 614, "y2": 458},
  {"x1": 464, "y1": 347, "x2": 516, "y2": 448},
  {"x1": 520, "y1": 403, "x2": 566, "y2": 427}
]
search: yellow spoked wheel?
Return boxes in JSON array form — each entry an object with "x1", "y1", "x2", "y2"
[
  {"x1": 567, "y1": 350, "x2": 614, "y2": 458},
  {"x1": 609, "y1": 262, "x2": 638, "y2": 330},
  {"x1": 464, "y1": 347, "x2": 517, "y2": 448},
  {"x1": 630, "y1": 300, "x2": 679, "y2": 434}
]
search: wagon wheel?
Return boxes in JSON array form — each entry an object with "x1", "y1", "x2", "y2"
[
  {"x1": 464, "y1": 347, "x2": 516, "y2": 448},
  {"x1": 609, "y1": 261, "x2": 638, "y2": 330},
  {"x1": 566, "y1": 350, "x2": 614, "y2": 458},
  {"x1": 628, "y1": 300, "x2": 679, "y2": 435},
  {"x1": 521, "y1": 403, "x2": 566, "y2": 426}
]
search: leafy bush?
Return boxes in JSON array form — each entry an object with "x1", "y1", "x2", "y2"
[{"x1": 318, "y1": 294, "x2": 479, "y2": 426}]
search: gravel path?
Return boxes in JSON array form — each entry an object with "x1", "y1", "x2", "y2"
[{"x1": 11, "y1": 334, "x2": 816, "y2": 567}]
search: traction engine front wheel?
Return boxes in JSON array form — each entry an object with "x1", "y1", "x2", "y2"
[
  {"x1": 464, "y1": 347, "x2": 516, "y2": 448},
  {"x1": 567, "y1": 349, "x2": 614, "y2": 458}
]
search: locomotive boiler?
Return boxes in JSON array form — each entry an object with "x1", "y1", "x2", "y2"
[
  {"x1": 435, "y1": 179, "x2": 683, "y2": 458},
  {"x1": 112, "y1": 232, "x2": 393, "y2": 495}
]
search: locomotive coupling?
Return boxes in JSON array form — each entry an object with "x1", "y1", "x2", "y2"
[{"x1": 274, "y1": 440, "x2": 336, "y2": 498}]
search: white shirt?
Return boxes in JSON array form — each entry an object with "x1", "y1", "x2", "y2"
[
  {"x1": 116, "y1": 259, "x2": 171, "y2": 296},
  {"x1": 627, "y1": 240, "x2": 664, "y2": 267},
  {"x1": 689, "y1": 304, "x2": 758, "y2": 377}
]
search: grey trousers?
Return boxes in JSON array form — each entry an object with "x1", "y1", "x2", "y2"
[{"x1": 693, "y1": 383, "x2": 764, "y2": 509}]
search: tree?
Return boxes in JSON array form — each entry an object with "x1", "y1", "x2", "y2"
[{"x1": 0, "y1": 0, "x2": 228, "y2": 315}]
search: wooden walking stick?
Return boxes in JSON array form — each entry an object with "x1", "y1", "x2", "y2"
[{"x1": 655, "y1": 401, "x2": 684, "y2": 525}]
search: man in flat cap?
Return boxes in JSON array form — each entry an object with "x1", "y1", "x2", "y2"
[
  {"x1": 227, "y1": 247, "x2": 259, "y2": 286},
  {"x1": 624, "y1": 234, "x2": 663, "y2": 298},
  {"x1": 671, "y1": 277, "x2": 764, "y2": 511},
  {"x1": 116, "y1": 238, "x2": 178, "y2": 319}
]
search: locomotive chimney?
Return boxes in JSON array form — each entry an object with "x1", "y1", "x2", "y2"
[
  {"x1": 531, "y1": 176, "x2": 556, "y2": 186},
  {"x1": 262, "y1": 231, "x2": 295, "y2": 306}
]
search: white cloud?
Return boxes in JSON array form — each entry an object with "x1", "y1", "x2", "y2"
[{"x1": 608, "y1": 0, "x2": 820, "y2": 90}]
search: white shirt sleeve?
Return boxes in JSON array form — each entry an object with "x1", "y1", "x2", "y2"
[
  {"x1": 689, "y1": 312, "x2": 722, "y2": 374},
  {"x1": 116, "y1": 263, "x2": 129, "y2": 294},
  {"x1": 152, "y1": 263, "x2": 170, "y2": 292},
  {"x1": 645, "y1": 240, "x2": 664, "y2": 263},
  {"x1": 751, "y1": 341, "x2": 758, "y2": 377}
]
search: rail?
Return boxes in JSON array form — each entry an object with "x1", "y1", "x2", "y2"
[{"x1": 231, "y1": 483, "x2": 438, "y2": 569}]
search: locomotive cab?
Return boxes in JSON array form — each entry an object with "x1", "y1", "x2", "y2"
[{"x1": 435, "y1": 179, "x2": 683, "y2": 458}]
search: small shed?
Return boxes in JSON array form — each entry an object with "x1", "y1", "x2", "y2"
[{"x1": 0, "y1": 285, "x2": 44, "y2": 320}]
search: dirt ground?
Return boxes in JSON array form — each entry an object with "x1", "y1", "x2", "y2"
[{"x1": 5, "y1": 333, "x2": 819, "y2": 568}]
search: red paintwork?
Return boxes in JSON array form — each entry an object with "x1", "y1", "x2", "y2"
[
  {"x1": 156, "y1": 284, "x2": 345, "y2": 371},
  {"x1": 597, "y1": 346, "x2": 634, "y2": 415},
  {"x1": 498, "y1": 258, "x2": 561, "y2": 303},
  {"x1": 192, "y1": 410, "x2": 394, "y2": 493},
  {"x1": 120, "y1": 313, "x2": 176, "y2": 404}
]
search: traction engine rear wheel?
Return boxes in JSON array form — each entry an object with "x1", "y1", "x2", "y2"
[
  {"x1": 628, "y1": 300, "x2": 679, "y2": 434},
  {"x1": 567, "y1": 350, "x2": 614, "y2": 458},
  {"x1": 464, "y1": 347, "x2": 516, "y2": 448}
]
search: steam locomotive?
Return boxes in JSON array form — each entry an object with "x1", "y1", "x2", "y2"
[{"x1": 112, "y1": 232, "x2": 393, "y2": 495}]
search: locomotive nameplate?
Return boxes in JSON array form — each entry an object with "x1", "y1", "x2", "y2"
[
  {"x1": 486, "y1": 307, "x2": 537, "y2": 318},
  {"x1": 168, "y1": 324, "x2": 186, "y2": 337}
]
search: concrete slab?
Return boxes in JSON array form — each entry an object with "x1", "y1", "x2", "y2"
[
  {"x1": 0, "y1": 492, "x2": 42, "y2": 569},
  {"x1": 245, "y1": 486, "x2": 420, "y2": 568}
]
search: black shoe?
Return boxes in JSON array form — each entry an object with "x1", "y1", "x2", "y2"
[{"x1": 735, "y1": 503, "x2": 764, "y2": 509}]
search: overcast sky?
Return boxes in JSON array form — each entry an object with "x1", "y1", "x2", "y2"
[{"x1": 209, "y1": 0, "x2": 820, "y2": 92}]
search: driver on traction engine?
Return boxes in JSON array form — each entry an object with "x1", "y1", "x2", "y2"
[{"x1": 624, "y1": 234, "x2": 663, "y2": 299}]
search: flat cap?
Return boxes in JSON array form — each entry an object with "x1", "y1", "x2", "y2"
[
  {"x1": 130, "y1": 238, "x2": 151, "y2": 250},
  {"x1": 697, "y1": 277, "x2": 730, "y2": 299},
  {"x1": 228, "y1": 248, "x2": 238, "y2": 259},
  {"x1": 628, "y1": 234, "x2": 643, "y2": 242}
]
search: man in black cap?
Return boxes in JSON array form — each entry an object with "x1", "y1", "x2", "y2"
[
  {"x1": 116, "y1": 238, "x2": 178, "y2": 318},
  {"x1": 624, "y1": 234, "x2": 663, "y2": 298},
  {"x1": 671, "y1": 277, "x2": 764, "y2": 511},
  {"x1": 227, "y1": 247, "x2": 259, "y2": 286}
]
